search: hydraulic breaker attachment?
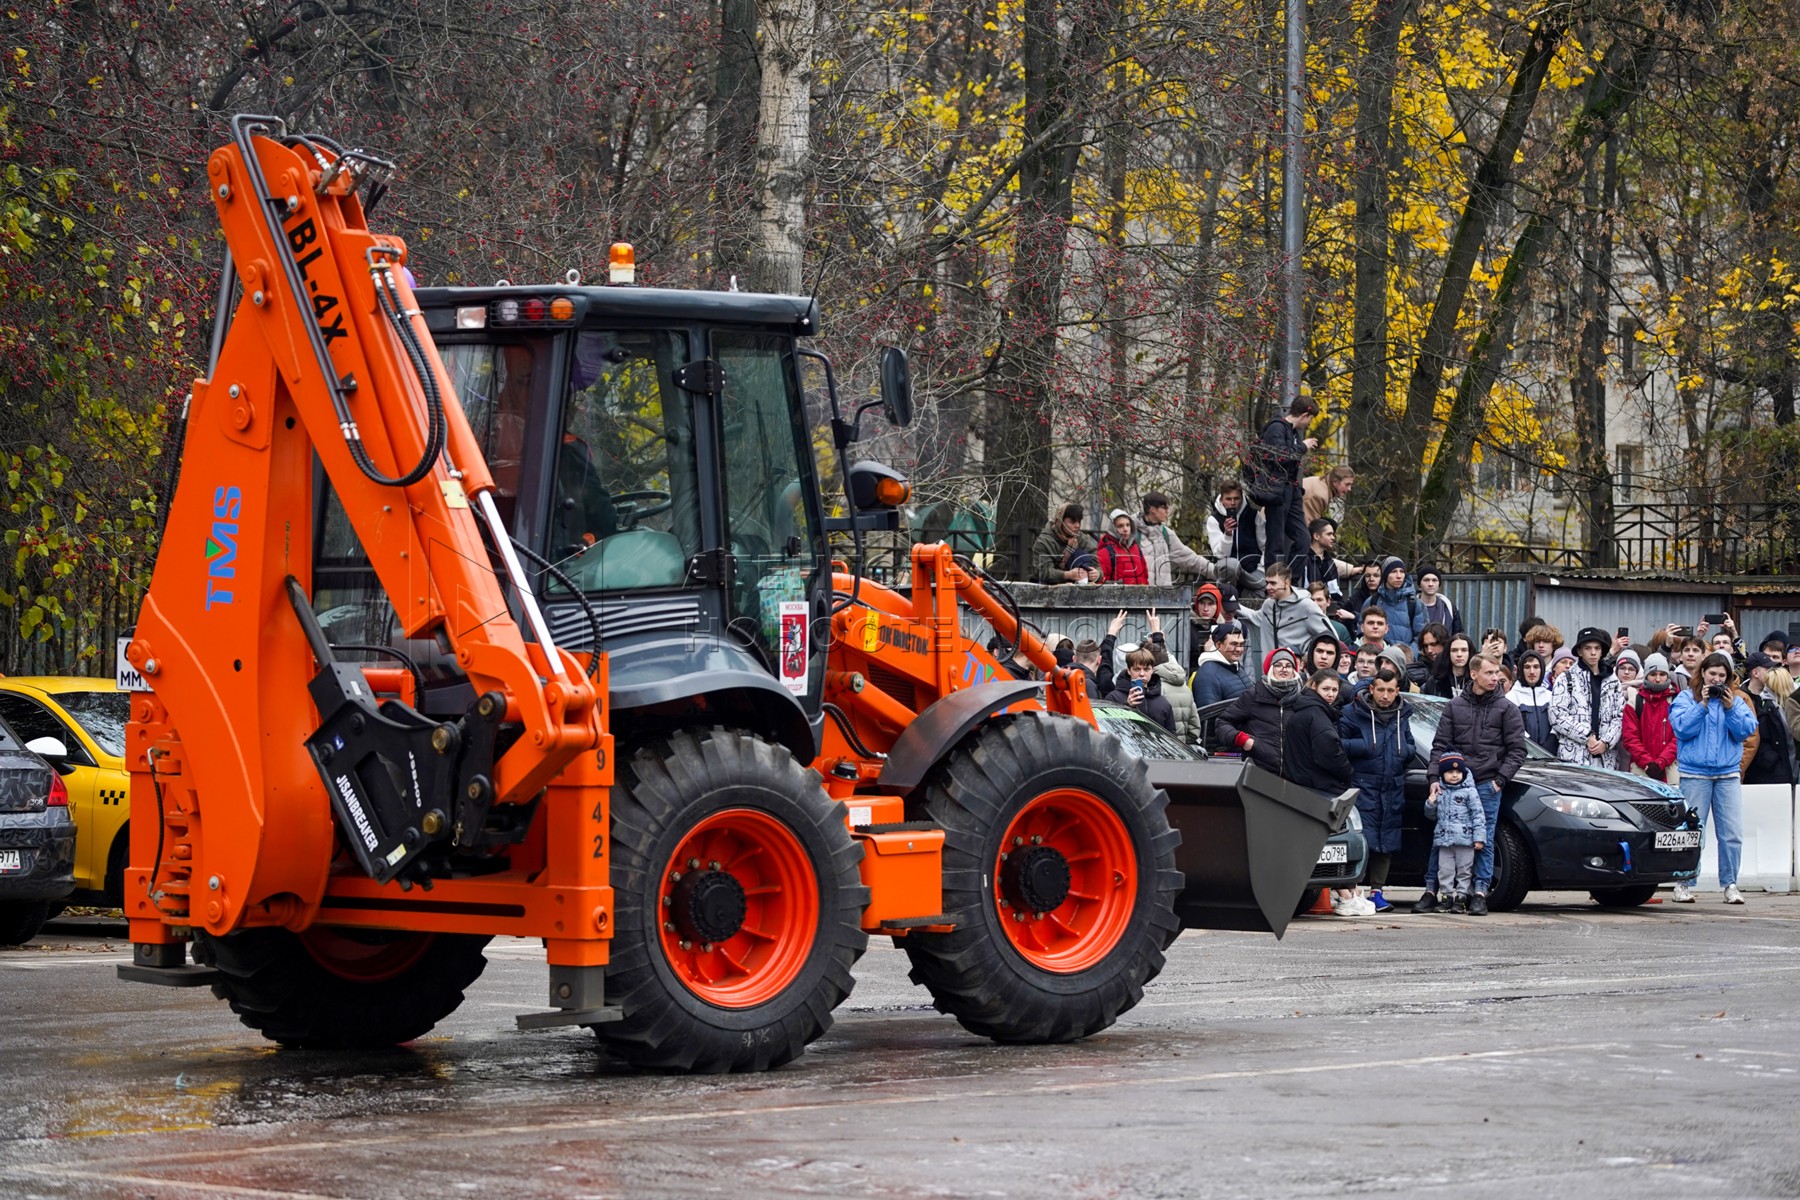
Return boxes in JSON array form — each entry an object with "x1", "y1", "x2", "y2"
[
  {"x1": 1150, "y1": 760, "x2": 1355, "y2": 937},
  {"x1": 286, "y1": 578, "x2": 503, "y2": 887}
]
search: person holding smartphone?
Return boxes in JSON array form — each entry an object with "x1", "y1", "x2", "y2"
[
  {"x1": 1668, "y1": 653, "x2": 1759, "y2": 904},
  {"x1": 1106, "y1": 645, "x2": 1176, "y2": 734}
]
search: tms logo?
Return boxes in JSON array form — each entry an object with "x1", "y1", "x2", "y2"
[{"x1": 205, "y1": 486, "x2": 242, "y2": 611}]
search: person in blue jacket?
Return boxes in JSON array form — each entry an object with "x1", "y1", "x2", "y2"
[
  {"x1": 1668, "y1": 652, "x2": 1759, "y2": 905},
  {"x1": 1339, "y1": 664, "x2": 1414, "y2": 913},
  {"x1": 1191, "y1": 622, "x2": 1252, "y2": 708},
  {"x1": 1364, "y1": 556, "x2": 1424, "y2": 650}
]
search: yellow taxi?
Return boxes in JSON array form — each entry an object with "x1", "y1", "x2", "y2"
[{"x1": 0, "y1": 678, "x2": 131, "y2": 905}]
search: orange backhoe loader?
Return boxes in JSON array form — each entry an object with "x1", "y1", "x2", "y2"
[{"x1": 117, "y1": 117, "x2": 1344, "y2": 1071}]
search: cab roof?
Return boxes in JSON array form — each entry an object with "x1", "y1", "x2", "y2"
[
  {"x1": 415, "y1": 285, "x2": 820, "y2": 338},
  {"x1": 0, "y1": 677, "x2": 120, "y2": 695}
]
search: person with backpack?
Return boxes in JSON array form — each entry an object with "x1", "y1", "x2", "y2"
[
  {"x1": 1096, "y1": 510, "x2": 1150, "y2": 584},
  {"x1": 1205, "y1": 480, "x2": 1263, "y2": 577},
  {"x1": 1550, "y1": 627, "x2": 1625, "y2": 769},
  {"x1": 1243, "y1": 398, "x2": 1317, "y2": 569},
  {"x1": 1623, "y1": 653, "x2": 1678, "y2": 783}
]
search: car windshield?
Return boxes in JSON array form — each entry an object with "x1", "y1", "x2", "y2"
[
  {"x1": 55, "y1": 691, "x2": 129, "y2": 757},
  {"x1": 1094, "y1": 705, "x2": 1199, "y2": 760},
  {"x1": 1403, "y1": 694, "x2": 1555, "y2": 760}
]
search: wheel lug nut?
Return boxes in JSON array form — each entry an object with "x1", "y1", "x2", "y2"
[
  {"x1": 701, "y1": 943, "x2": 713, "y2": 953},
  {"x1": 663, "y1": 921, "x2": 676, "y2": 933},
  {"x1": 662, "y1": 895, "x2": 672, "y2": 907},
  {"x1": 1000, "y1": 852, "x2": 1009, "y2": 861},
  {"x1": 1033, "y1": 912, "x2": 1044, "y2": 921},
  {"x1": 688, "y1": 858, "x2": 701, "y2": 870},
  {"x1": 708, "y1": 860, "x2": 721, "y2": 870},
  {"x1": 1013, "y1": 836, "x2": 1025, "y2": 846},
  {"x1": 679, "y1": 940, "x2": 692, "y2": 950},
  {"x1": 670, "y1": 871, "x2": 682, "y2": 883},
  {"x1": 1031, "y1": 835, "x2": 1042, "y2": 845}
]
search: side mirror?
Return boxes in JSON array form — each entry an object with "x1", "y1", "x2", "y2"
[
  {"x1": 879, "y1": 347, "x2": 913, "y2": 428},
  {"x1": 26, "y1": 736, "x2": 67, "y2": 760}
]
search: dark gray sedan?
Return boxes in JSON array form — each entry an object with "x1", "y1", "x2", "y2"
[{"x1": 0, "y1": 714, "x2": 75, "y2": 944}]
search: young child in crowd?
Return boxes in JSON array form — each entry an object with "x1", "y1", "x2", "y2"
[{"x1": 1425, "y1": 750, "x2": 1486, "y2": 914}]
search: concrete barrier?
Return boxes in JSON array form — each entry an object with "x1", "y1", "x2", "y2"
[{"x1": 1693, "y1": 782, "x2": 1796, "y2": 893}]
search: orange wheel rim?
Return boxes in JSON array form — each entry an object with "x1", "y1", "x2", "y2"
[
  {"x1": 658, "y1": 808, "x2": 819, "y2": 1008},
  {"x1": 300, "y1": 928, "x2": 433, "y2": 983},
  {"x1": 993, "y1": 788, "x2": 1137, "y2": 973}
]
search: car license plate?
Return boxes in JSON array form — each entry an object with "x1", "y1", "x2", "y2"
[
  {"x1": 1316, "y1": 843, "x2": 1348, "y2": 864},
  {"x1": 0, "y1": 849, "x2": 21, "y2": 873},
  {"x1": 1655, "y1": 830, "x2": 1700, "y2": 850}
]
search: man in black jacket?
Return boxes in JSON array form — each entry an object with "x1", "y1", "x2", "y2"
[
  {"x1": 1416, "y1": 654, "x2": 1528, "y2": 915},
  {"x1": 1105, "y1": 646, "x2": 1177, "y2": 734},
  {"x1": 1244, "y1": 398, "x2": 1318, "y2": 569},
  {"x1": 1215, "y1": 647, "x2": 1351, "y2": 790}
]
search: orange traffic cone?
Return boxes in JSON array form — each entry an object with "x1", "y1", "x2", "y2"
[{"x1": 1309, "y1": 888, "x2": 1337, "y2": 916}]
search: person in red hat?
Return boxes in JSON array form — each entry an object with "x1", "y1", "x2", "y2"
[{"x1": 1215, "y1": 647, "x2": 1351, "y2": 792}]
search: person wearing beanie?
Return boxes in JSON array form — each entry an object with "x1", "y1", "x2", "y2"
[
  {"x1": 1096, "y1": 509, "x2": 1150, "y2": 584},
  {"x1": 1550, "y1": 627, "x2": 1625, "y2": 769},
  {"x1": 1610, "y1": 648, "x2": 1644, "y2": 769},
  {"x1": 1624, "y1": 652, "x2": 1679, "y2": 785},
  {"x1": 1191, "y1": 621, "x2": 1252, "y2": 708},
  {"x1": 1414, "y1": 565, "x2": 1463, "y2": 636},
  {"x1": 1548, "y1": 646, "x2": 1576, "y2": 683},
  {"x1": 1424, "y1": 749, "x2": 1486, "y2": 914},
  {"x1": 1741, "y1": 650, "x2": 1795, "y2": 786},
  {"x1": 1505, "y1": 650, "x2": 1559, "y2": 756},
  {"x1": 1216, "y1": 646, "x2": 1352, "y2": 791},
  {"x1": 1365, "y1": 556, "x2": 1424, "y2": 650}
]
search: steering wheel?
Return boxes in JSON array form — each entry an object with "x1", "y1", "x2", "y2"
[{"x1": 610, "y1": 489, "x2": 673, "y2": 530}]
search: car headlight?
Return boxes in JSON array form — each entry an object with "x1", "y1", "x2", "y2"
[
  {"x1": 1543, "y1": 795, "x2": 1622, "y2": 820},
  {"x1": 1346, "y1": 806, "x2": 1363, "y2": 831}
]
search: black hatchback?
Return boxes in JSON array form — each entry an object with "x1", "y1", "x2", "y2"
[
  {"x1": 1381, "y1": 695, "x2": 1701, "y2": 909},
  {"x1": 0, "y1": 712, "x2": 76, "y2": 944},
  {"x1": 1194, "y1": 693, "x2": 1703, "y2": 910}
]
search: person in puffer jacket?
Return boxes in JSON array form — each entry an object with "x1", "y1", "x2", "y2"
[
  {"x1": 1424, "y1": 750, "x2": 1486, "y2": 913},
  {"x1": 1623, "y1": 653, "x2": 1678, "y2": 781},
  {"x1": 1669, "y1": 653, "x2": 1760, "y2": 904},
  {"x1": 1550, "y1": 626, "x2": 1625, "y2": 769},
  {"x1": 1097, "y1": 510, "x2": 1150, "y2": 584},
  {"x1": 1191, "y1": 622, "x2": 1252, "y2": 708},
  {"x1": 1339, "y1": 665, "x2": 1414, "y2": 907},
  {"x1": 1506, "y1": 651, "x2": 1558, "y2": 755},
  {"x1": 1367, "y1": 557, "x2": 1424, "y2": 649}
]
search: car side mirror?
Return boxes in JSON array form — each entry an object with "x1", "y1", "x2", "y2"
[
  {"x1": 879, "y1": 347, "x2": 913, "y2": 428},
  {"x1": 25, "y1": 736, "x2": 73, "y2": 774}
]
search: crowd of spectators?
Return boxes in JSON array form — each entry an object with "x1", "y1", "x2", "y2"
[{"x1": 1019, "y1": 399, "x2": 1790, "y2": 916}]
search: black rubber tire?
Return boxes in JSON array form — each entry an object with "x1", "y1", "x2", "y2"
[
  {"x1": 104, "y1": 827, "x2": 129, "y2": 908},
  {"x1": 1293, "y1": 888, "x2": 1324, "y2": 919},
  {"x1": 0, "y1": 900, "x2": 52, "y2": 946},
  {"x1": 903, "y1": 713, "x2": 1182, "y2": 1043},
  {"x1": 1486, "y1": 822, "x2": 1533, "y2": 912},
  {"x1": 1590, "y1": 883, "x2": 1659, "y2": 907},
  {"x1": 191, "y1": 927, "x2": 490, "y2": 1048},
  {"x1": 595, "y1": 729, "x2": 868, "y2": 1073}
]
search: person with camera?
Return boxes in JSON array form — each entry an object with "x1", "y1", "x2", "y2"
[
  {"x1": 1668, "y1": 652, "x2": 1759, "y2": 904},
  {"x1": 1105, "y1": 645, "x2": 1177, "y2": 734}
]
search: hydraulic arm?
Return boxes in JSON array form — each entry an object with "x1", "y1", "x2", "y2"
[{"x1": 122, "y1": 118, "x2": 607, "y2": 997}]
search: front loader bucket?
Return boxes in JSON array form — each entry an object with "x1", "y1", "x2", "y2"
[{"x1": 1146, "y1": 759, "x2": 1355, "y2": 938}]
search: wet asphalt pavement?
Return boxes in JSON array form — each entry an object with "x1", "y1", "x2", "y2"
[{"x1": 2, "y1": 892, "x2": 1798, "y2": 1199}]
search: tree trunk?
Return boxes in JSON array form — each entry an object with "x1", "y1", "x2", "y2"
[
  {"x1": 1347, "y1": 0, "x2": 1411, "y2": 555},
  {"x1": 710, "y1": 0, "x2": 760, "y2": 285},
  {"x1": 1392, "y1": 18, "x2": 1566, "y2": 555},
  {"x1": 1417, "y1": 36, "x2": 1661, "y2": 547},
  {"x1": 746, "y1": 0, "x2": 816, "y2": 293},
  {"x1": 989, "y1": 0, "x2": 1117, "y2": 565}
]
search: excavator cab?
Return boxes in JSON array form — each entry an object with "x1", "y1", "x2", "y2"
[{"x1": 312, "y1": 282, "x2": 856, "y2": 766}]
